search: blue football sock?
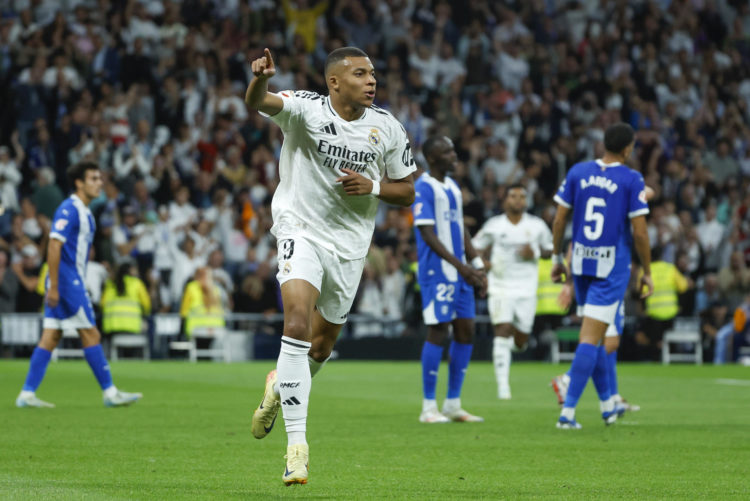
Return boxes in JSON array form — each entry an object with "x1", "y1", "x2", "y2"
[
  {"x1": 591, "y1": 345, "x2": 611, "y2": 402},
  {"x1": 563, "y1": 343, "x2": 598, "y2": 408},
  {"x1": 447, "y1": 341, "x2": 473, "y2": 399},
  {"x1": 22, "y1": 347, "x2": 52, "y2": 392},
  {"x1": 421, "y1": 341, "x2": 444, "y2": 400},
  {"x1": 83, "y1": 344, "x2": 113, "y2": 390},
  {"x1": 607, "y1": 351, "x2": 619, "y2": 396}
]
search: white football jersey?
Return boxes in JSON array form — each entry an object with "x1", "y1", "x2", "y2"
[
  {"x1": 263, "y1": 90, "x2": 416, "y2": 260},
  {"x1": 472, "y1": 213, "x2": 553, "y2": 297}
]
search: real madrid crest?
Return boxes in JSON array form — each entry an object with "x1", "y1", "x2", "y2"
[{"x1": 368, "y1": 128, "x2": 380, "y2": 145}]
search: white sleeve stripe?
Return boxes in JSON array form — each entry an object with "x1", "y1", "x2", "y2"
[
  {"x1": 414, "y1": 219, "x2": 436, "y2": 226},
  {"x1": 629, "y1": 208, "x2": 650, "y2": 218},
  {"x1": 50, "y1": 232, "x2": 67, "y2": 243},
  {"x1": 553, "y1": 194, "x2": 571, "y2": 208}
]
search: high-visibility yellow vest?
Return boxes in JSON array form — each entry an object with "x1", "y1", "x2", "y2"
[
  {"x1": 536, "y1": 258, "x2": 569, "y2": 316},
  {"x1": 642, "y1": 261, "x2": 688, "y2": 321},
  {"x1": 37, "y1": 263, "x2": 48, "y2": 296},
  {"x1": 101, "y1": 276, "x2": 151, "y2": 334},
  {"x1": 180, "y1": 281, "x2": 225, "y2": 337}
]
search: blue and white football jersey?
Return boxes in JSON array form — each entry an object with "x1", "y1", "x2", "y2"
[
  {"x1": 44, "y1": 194, "x2": 97, "y2": 329},
  {"x1": 48, "y1": 194, "x2": 95, "y2": 286},
  {"x1": 554, "y1": 160, "x2": 649, "y2": 280},
  {"x1": 412, "y1": 173, "x2": 466, "y2": 284}
]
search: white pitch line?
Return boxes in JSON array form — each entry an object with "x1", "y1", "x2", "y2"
[{"x1": 715, "y1": 378, "x2": 750, "y2": 386}]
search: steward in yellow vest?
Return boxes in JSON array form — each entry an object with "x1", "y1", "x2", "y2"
[
  {"x1": 537, "y1": 258, "x2": 569, "y2": 316},
  {"x1": 180, "y1": 267, "x2": 225, "y2": 338},
  {"x1": 640, "y1": 261, "x2": 689, "y2": 321},
  {"x1": 101, "y1": 262, "x2": 151, "y2": 335}
]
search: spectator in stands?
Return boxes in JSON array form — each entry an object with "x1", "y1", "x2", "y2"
[
  {"x1": 0, "y1": 248, "x2": 19, "y2": 313},
  {"x1": 30, "y1": 167, "x2": 64, "y2": 220},
  {"x1": 700, "y1": 301, "x2": 729, "y2": 363},
  {"x1": 11, "y1": 244, "x2": 42, "y2": 313},
  {"x1": 0, "y1": 133, "x2": 25, "y2": 213},
  {"x1": 717, "y1": 251, "x2": 750, "y2": 311},
  {"x1": 713, "y1": 294, "x2": 750, "y2": 364}
]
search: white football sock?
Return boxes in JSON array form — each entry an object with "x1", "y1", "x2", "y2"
[
  {"x1": 600, "y1": 397, "x2": 615, "y2": 414},
  {"x1": 442, "y1": 397, "x2": 461, "y2": 413},
  {"x1": 493, "y1": 337, "x2": 513, "y2": 392},
  {"x1": 422, "y1": 398, "x2": 438, "y2": 413},
  {"x1": 308, "y1": 354, "x2": 331, "y2": 378},
  {"x1": 273, "y1": 354, "x2": 330, "y2": 396},
  {"x1": 277, "y1": 336, "x2": 312, "y2": 447},
  {"x1": 561, "y1": 407, "x2": 576, "y2": 420}
]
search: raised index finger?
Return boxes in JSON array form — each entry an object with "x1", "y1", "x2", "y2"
[{"x1": 264, "y1": 48, "x2": 275, "y2": 68}]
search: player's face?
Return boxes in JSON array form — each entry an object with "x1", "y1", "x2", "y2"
[
  {"x1": 504, "y1": 188, "x2": 527, "y2": 214},
  {"x1": 80, "y1": 169, "x2": 103, "y2": 199},
  {"x1": 431, "y1": 138, "x2": 458, "y2": 174},
  {"x1": 331, "y1": 57, "x2": 377, "y2": 108}
]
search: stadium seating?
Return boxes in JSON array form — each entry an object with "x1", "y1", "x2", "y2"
[
  {"x1": 111, "y1": 333, "x2": 150, "y2": 361},
  {"x1": 550, "y1": 327, "x2": 579, "y2": 364},
  {"x1": 662, "y1": 318, "x2": 702, "y2": 365}
]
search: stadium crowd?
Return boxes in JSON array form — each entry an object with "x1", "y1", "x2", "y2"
[{"x1": 0, "y1": 0, "x2": 749, "y2": 361}]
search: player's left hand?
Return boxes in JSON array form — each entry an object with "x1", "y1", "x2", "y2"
[
  {"x1": 551, "y1": 263, "x2": 567, "y2": 283},
  {"x1": 336, "y1": 168, "x2": 375, "y2": 196}
]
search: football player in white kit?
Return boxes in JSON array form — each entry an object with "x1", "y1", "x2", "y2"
[
  {"x1": 245, "y1": 47, "x2": 416, "y2": 486},
  {"x1": 472, "y1": 184, "x2": 553, "y2": 399}
]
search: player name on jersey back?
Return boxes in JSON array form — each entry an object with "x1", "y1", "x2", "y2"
[{"x1": 555, "y1": 159, "x2": 649, "y2": 279}]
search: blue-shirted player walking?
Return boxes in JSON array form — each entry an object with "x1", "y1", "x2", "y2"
[
  {"x1": 16, "y1": 162, "x2": 142, "y2": 408},
  {"x1": 550, "y1": 123, "x2": 653, "y2": 428},
  {"x1": 412, "y1": 136, "x2": 486, "y2": 423}
]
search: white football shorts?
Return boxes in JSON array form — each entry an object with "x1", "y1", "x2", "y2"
[
  {"x1": 487, "y1": 293, "x2": 536, "y2": 334},
  {"x1": 276, "y1": 235, "x2": 366, "y2": 325}
]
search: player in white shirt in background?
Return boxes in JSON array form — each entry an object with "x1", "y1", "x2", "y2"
[
  {"x1": 245, "y1": 47, "x2": 416, "y2": 486},
  {"x1": 472, "y1": 184, "x2": 553, "y2": 399}
]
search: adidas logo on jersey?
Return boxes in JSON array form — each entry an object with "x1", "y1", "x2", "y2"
[{"x1": 320, "y1": 123, "x2": 338, "y2": 136}]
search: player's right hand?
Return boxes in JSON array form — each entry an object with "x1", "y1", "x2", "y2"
[
  {"x1": 551, "y1": 263, "x2": 567, "y2": 283},
  {"x1": 557, "y1": 283, "x2": 573, "y2": 309},
  {"x1": 251, "y1": 48, "x2": 276, "y2": 79},
  {"x1": 46, "y1": 287, "x2": 59, "y2": 308},
  {"x1": 639, "y1": 273, "x2": 654, "y2": 299},
  {"x1": 460, "y1": 264, "x2": 485, "y2": 290}
]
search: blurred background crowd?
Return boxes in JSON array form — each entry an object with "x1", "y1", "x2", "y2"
[{"x1": 0, "y1": 0, "x2": 749, "y2": 361}]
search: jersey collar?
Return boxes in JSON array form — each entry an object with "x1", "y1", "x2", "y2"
[
  {"x1": 595, "y1": 159, "x2": 622, "y2": 169},
  {"x1": 326, "y1": 96, "x2": 369, "y2": 122}
]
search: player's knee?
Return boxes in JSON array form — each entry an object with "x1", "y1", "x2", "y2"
[{"x1": 284, "y1": 314, "x2": 311, "y2": 340}]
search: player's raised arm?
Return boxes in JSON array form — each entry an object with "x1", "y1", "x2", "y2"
[{"x1": 244, "y1": 48, "x2": 283, "y2": 116}]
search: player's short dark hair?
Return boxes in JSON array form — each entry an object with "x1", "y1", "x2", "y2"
[
  {"x1": 67, "y1": 161, "x2": 99, "y2": 188},
  {"x1": 422, "y1": 135, "x2": 446, "y2": 161},
  {"x1": 507, "y1": 182, "x2": 526, "y2": 193},
  {"x1": 603, "y1": 123, "x2": 635, "y2": 154},
  {"x1": 325, "y1": 47, "x2": 369, "y2": 76}
]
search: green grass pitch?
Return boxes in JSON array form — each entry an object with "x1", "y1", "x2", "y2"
[{"x1": 1, "y1": 359, "x2": 749, "y2": 499}]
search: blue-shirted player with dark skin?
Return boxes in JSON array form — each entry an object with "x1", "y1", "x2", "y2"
[
  {"x1": 413, "y1": 136, "x2": 486, "y2": 423},
  {"x1": 16, "y1": 161, "x2": 142, "y2": 408},
  {"x1": 550, "y1": 123, "x2": 653, "y2": 428}
]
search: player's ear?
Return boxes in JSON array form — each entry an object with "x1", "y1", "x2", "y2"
[{"x1": 327, "y1": 74, "x2": 339, "y2": 91}]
